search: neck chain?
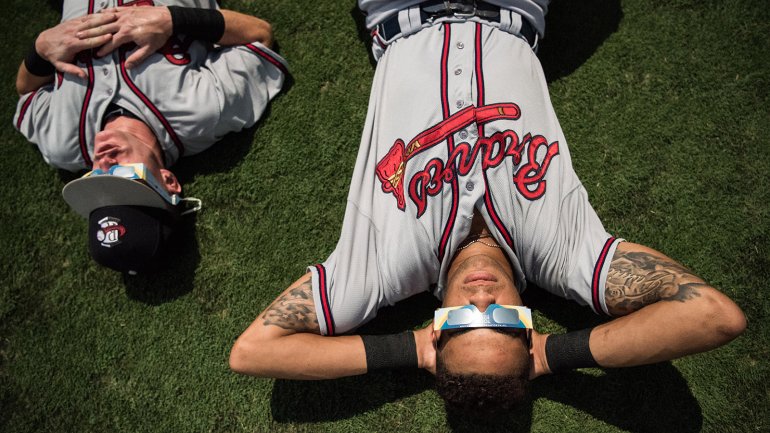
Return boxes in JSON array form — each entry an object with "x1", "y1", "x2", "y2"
[{"x1": 457, "y1": 233, "x2": 502, "y2": 251}]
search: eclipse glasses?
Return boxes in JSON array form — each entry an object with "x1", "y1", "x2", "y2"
[
  {"x1": 84, "y1": 163, "x2": 180, "y2": 206},
  {"x1": 434, "y1": 304, "x2": 532, "y2": 331}
]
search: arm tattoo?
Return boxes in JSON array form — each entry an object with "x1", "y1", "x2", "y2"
[
  {"x1": 262, "y1": 277, "x2": 320, "y2": 333},
  {"x1": 605, "y1": 250, "x2": 707, "y2": 316}
]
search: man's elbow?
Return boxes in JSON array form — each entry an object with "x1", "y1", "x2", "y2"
[
  {"x1": 704, "y1": 291, "x2": 747, "y2": 344},
  {"x1": 254, "y1": 21, "x2": 274, "y2": 48},
  {"x1": 229, "y1": 337, "x2": 265, "y2": 376}
]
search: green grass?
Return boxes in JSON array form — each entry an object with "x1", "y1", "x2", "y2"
[{"x1": 1, "y1": 0, "x2": 768, "y2": 432}]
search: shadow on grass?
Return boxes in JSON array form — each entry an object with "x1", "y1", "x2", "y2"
[
  {"x1": 270, "y1": 292, "x2": 439, "y2": 422},
  {"x1": 537, "y1": 0, "x2": 623, "y2": 83},
  {"x1": 446, "y1": 362, "x2": 701, "y2": 433},
  {"x1": 271, "y1": 369, "x2": 436, "y2": 423},
  {"x1": 270, "y1": 289, "x2": 701, "y2": 432},
  {"x1": 122, "y1": 213, "x2": 200, "y2": 304},
  {"x1": 525, "y1": 288, "x2": 703, "y2": 433},
  {"x1": 349, "y1": 0, "x2": 622, "y2": 84},
  {"x1": 445, "y1": 401, "x2": 534, "y2": 433},
  {"x1": 173, "y1": 110, "x2": 264, "y2": 184},
  {"x1": 536, "y1": 365, "x2": 703, "y2": 433}
]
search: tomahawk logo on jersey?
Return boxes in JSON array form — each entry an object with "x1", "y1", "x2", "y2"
[{"x1": 375, "y1": 102, "x2": 560, "y2": 216}]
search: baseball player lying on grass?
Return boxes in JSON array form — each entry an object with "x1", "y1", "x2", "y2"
[
  {"x1": 230, "y1": 0, "x2": 746, "y2": 415},
  {"x1": 14, "y1": 0, "x2": 287, "y2": 274}
]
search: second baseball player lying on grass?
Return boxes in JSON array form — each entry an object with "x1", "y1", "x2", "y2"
[
  {"x1": 14, "y1": 1, "x2": 287, "y2": 274},
  {"x1": 230, "y1": 0, "x2": 746, "y2": 415}
]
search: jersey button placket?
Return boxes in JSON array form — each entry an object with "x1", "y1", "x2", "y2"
[{"x1": 448, "y1": 27, "x2": 472, "y2": 115}]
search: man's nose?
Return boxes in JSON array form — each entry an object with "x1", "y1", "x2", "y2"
[
  {"x1": 93, "y1": 154, "x2": 118, "y2": 170},
  {"x1": 468, "y1": 291, "x2": 496, "y2": 312}
]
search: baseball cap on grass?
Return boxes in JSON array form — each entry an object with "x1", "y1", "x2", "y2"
[
  {"x1": 88, "y1": 205, "x2": 177, "y2": 274},
  {"x1": 62, "y1": 164, "x2": 200, "y2": 274}
]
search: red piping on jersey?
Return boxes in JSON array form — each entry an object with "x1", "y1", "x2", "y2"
[
  {"x1": 315, "y1": 264, "x2": 336, "y2": 336},
  {"x1": 74, "y1": 0, "x2": 97, "y2": 166},
  {"x1": 438, "y1": 23, "x2": 459, "y2": 262},
  {"x1": 592, "y1": 237, "x2": 616, "y2": 315},
  {"x1": 475, "y1": 24, "x2": 516, "y2": 251},
  {"x1": 16, "y1": 91, "x2": 37, "y2": 130},
  {"x1": 475, "y1": 23, "x2": 485, "y2": 136},
  {"x1": 245, "y1": 44, "x2": 288, "y2": 76},
  {"x1": 118, "y1": 48, "x2": 185, "y2": 157},
  {"x1": 78, "y1": 58, "x2": 95, "y2": 166},
  {"x1": 482, "y1": 174, "x2": 516, "y2": 249}
]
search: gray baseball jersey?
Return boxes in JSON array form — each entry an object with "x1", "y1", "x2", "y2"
[
  {"x1": 309, "y1": 12, "x2": 621, "y2": 336},
  {"x1": 14, "y1": 0, "x2": 287, "y2": 172}
]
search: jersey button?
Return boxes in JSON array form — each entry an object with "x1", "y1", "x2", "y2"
[
  {"x1": 459, "y1": 130, "x2": 468, "y2": 140},
  {"x1": 456, "y1": 100, "x2": 464, "y2": 109},
  {"x1": 454, "y1": 68, "x2": 462, "y2": 76},
  {"x1": 456, "y1": 42, "x2": 465, "y2": 49},
  {"x1": 102, "y1": 68, "x2": 109, "y2": 76},
  {"x1": 466, "y1": 181, "x2": 475, "y2": 191}
]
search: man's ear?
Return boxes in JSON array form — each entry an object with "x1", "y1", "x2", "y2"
[{"x1": 159, "y1": 168, "x2": 182, "y2": 195}]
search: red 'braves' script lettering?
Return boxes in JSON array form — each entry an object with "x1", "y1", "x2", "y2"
[{"x1": 375, "y1": 103, "x2": 559, "y2": 216}]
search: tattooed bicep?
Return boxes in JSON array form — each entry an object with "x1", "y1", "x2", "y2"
[
  {"x1": 261, "y1": 274, "x2": 320, "y2": 334},
  {"x1": 604, "y1": 245, "x2": 707, "y2": 316}
]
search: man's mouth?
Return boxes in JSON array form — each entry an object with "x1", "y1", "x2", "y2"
[{"x1": 463, "y1": 271, "x2": 498, "y2": 285}]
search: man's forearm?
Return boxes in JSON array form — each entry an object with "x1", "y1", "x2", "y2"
[
  {"x1": 219, "y1": 9, "x2": 273, "y2": 47},
  {"x1": 230, "y1": 332, "x2": 367, "y2": 380},
  {"x1": 230, "y1": 272, "x2": 367, "y2": 380},
  {"x1": 165, "y1": 7, "x2": 272, "y2": 47},
  {"x1": 589, "y1": 286, "x2": 744, "y2": 367}
]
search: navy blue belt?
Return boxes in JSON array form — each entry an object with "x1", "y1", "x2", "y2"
[{"x1": 376, "y1": 0, "x2": 537, "y2": 46}]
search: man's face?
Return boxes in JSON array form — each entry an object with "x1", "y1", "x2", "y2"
[
  {"x1": 438, "y1": 252, "x2": 529, "y2": 377},
  {"x1": 92, "y1": 116, "x2": 180, "y2": 195}
]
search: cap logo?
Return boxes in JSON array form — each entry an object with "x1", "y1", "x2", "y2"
[{"x1": 96, "y1": 216, "x2": 126, "y2": 247}]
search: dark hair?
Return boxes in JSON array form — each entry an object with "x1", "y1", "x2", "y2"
[{"x1": 435, "y1": 347, "x2": 530, "y2": 416}]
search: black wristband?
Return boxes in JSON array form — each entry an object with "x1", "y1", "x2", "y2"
[
  {"x1": 24, "y1": 42, "x2": 55, "y2": 77},
  {"x1": 361, "y1": 331, "x2": 418, "y2": 371},
  {"x1": 544, "y1": 328, "x2": 599, "y2": 373},
  {"x1": 167, "y1": 6, "x2": 225, "y2": 43}
]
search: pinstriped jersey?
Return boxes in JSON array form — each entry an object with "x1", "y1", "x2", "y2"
[
  {"x1": 14, "y1": 0, "x2": 287, "y2": 172},
  {"x1": 310, "y1": 20, "x2": 620, "y2": 337}
]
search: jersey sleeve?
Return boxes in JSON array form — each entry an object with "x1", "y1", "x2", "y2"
[
  {"x1": 13, "y1": 85, "x2": 86, "y2": 172},
  {"x1": 308, "y1": 203, "x2": 388, "y2": 336},
  {"x1": 523, "y1": 184, "x2": 623, "y2": 315},
  {"x1": 203, "y1": 41, "x2": 287, "y2": 140}
]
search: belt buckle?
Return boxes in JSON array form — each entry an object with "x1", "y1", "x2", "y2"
[
  {"x1": 450, "y1": 0, "x2": 477, "y2": 18},
  {"x1": 453, "y1": 5, "x2": 477, "y2": 18}
]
